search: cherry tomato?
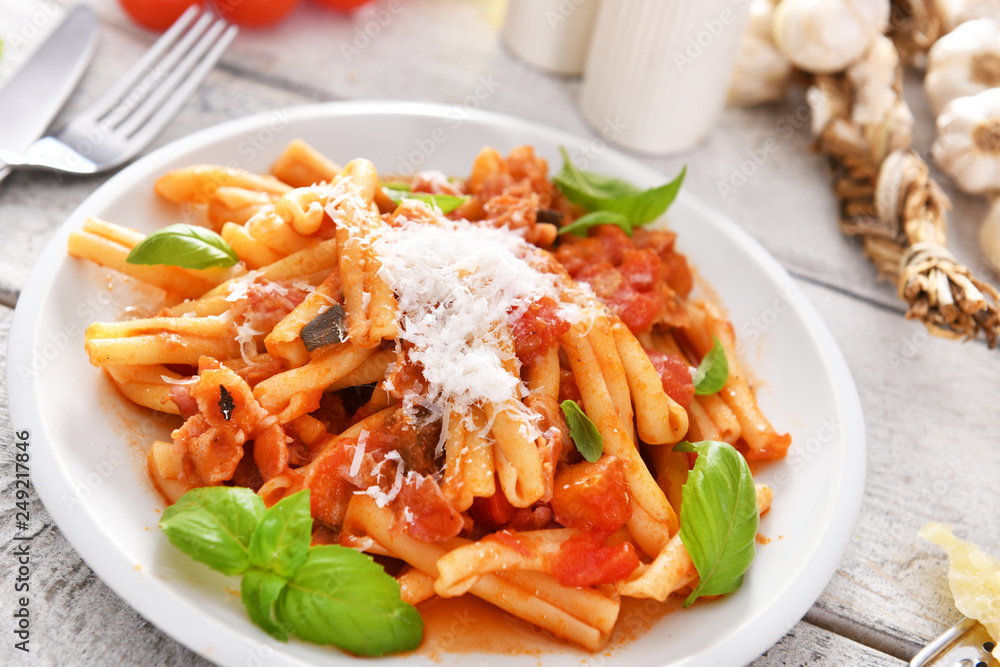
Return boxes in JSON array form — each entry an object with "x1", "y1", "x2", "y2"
[
  {"x1": 119, "y1": 0, "x2": 200, "y2": 31},
  {"x1": 214, "y1": 0, "x2": 299, "y2": 27},
  {"x1": 312, "y1": 0, "x2": 375, "y2": 11}
]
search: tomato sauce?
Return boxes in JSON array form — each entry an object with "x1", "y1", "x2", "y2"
[
  {"x1": 415, "y1": 593, "x2": 682, "y2": 658},
  {"x1": 510, "y1": 295, "x2": 570, "y2": 364},
  {"x1": 550, "y1": 457, "x2": 631, "y2": 536},
  {"x1": 550, "y1": 534, "x2": 640, "y2": 588},
  {"x1": 646, "y1": 350, "x2": 695, "y2": 411},
  {"x1": 555, "y1": 225, "x2": 692, "y2": 333}
]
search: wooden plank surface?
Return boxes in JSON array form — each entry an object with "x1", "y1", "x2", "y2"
[{"x1": 2, "y1": 0, "x2": 1000, "y2": 665}]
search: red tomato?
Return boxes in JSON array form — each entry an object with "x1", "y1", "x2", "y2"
[
  {"x1": 313, "y1": 0, "x2": 375, "y2": 11},
  {"x1": 550, "y1": 534, "x2": 640, "y2": 588},
  {"x1": 550, "y1": 457, "x2": 631, "y2": 537},
  {"x1": 647, "y1": 350, "x2": 695, "y2": 411},
  {"x1": 470, "y1": 482, "x2": 516, "y2": 530},
  {"x1": 119, "y1": 0, "x2": 200, "y2": 31},
  {"x1": 215, "y1": 0, "x2": 299, "y2": 27}
]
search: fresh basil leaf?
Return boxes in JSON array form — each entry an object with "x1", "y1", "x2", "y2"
[
  {"x1": 560, "y1": 399, "x2": 603, "y2": 463},
  {"x1": 126, "y1": 223, "x2": 239, "y2": 269},
  {"x1": 672, "y1": 440, "x2": 758, "y2": 608},
  {"x1": 248, "y1": 489, "x2": 313, "y2": 579},
  {"x1": 159, "y1": 487, "x2": 265, "y2": 576},
  {"x1": 276, "y1": 545, "x2": 423, "y2": 656},
  {"x1": 554, "y1": 147, "x2": 641, "y2": 210},
  {"x1": 693, "y1": 336, "x2": 729, "y2": 395},
  {"x1": 241, "y1": 568, "x2": 289, "y2": 642},
  {"x1": 604, "y1": 167, "x2": 686, "y2": 225},
  {"x1": 558, "y1": 210, "x2": 632, "y2": 237},
  {"x1": 380, "y1": 181, "x2": 412, "y2": 191},
  {"x1": 382, "y1": 188, "x2": 468, "y2": 215},
  {"x1": 554, "y1": 147, "x2": 686, "y2": 233}
]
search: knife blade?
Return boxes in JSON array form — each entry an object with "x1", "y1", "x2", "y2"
[{"x1": 0, "y1": 5, "x2": 98, "y2": 185}]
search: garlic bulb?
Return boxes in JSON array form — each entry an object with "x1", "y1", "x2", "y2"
[
  {"x1": 925, "y1": 19, "x2": 1000, "y2": 116},
  {"x1": 772, "y1": 0, "x2": 890, "y2": 74},
  {"x1": 849, "y1": 36, "x2": 915, "y2": 157},
  {"x1": 981, "y1": 196, "x2": 1000, "y2": 273},
  {"x1": 933, "y1": 88, "x2": 1000, "y2": 194},
  {"x1": 953, "y1": 0, "x2": 1000, "y2": 27},
  {"x1": 729, "y1": 0, "x2": 792, "y2": 106}
]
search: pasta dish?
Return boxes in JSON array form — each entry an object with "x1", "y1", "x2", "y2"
[{"x1": 68, "y1": 140, "x2": 791, "y2": 654}]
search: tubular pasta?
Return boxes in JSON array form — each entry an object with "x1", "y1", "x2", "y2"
[{"x1": 73, "y1": 141, "x2": 795, "y2": 654}]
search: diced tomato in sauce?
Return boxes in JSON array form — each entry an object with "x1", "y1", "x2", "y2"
[
  {"x1": 555, "y1": 225, "x2": 691, "y2": 333},
  {"x1": 550, "y1": 457, "x2": 631, "y2": 537},
  {"x1": 231, "y1": 279, "x2": 310, "y2": 334},
  {"x1": 558, "y1": 368, "x2": 582, "y2": 406},
  {"x1": 647, "y1": 350, "x2": 695, "y2": 411},
  {"x1": 470, "y1": 483, "x2": 517, "y2": 530},
  {"x1": 394, "y1": 474, "x2": 464, "y2": 542},
  {"x1": 510, "y1": 295, "x2": 570, "y2": 364},
  {"x1": 551, "y1": 534, "x2": 640, "y2": 588},
  {"x1": 303, "y1": 443, "x2": 354, "y2": 526}
]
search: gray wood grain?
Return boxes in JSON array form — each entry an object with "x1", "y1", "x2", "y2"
[
  {"x1": 2, "y1": 0, "x2": 999, "y2": 665},
  {"x1": 752, "y1": 620, "x2": 907, "y2": 667},
  {"x1": 793, "y1": 278, "x2": 1000, "y2": 658}
]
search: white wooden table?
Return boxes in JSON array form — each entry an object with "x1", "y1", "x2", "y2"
[{"x1": 2, "y1": 1, "x2": 997, "y2": 665}]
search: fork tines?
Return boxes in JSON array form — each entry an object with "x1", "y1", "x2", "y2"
[{"x1": 86, "y1": 6, "x2": 237, "y2": 145}]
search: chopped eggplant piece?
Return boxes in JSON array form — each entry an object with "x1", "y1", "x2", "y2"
[
  {"x1": 301, "y1": 304, "x2": 348, "y2": 351},
  {"x1": 218, "y1": 385, "x2": 235, "y2": 421},
  {"x1": 537, "y1": 208, "x2": 564, "y2": 226}
]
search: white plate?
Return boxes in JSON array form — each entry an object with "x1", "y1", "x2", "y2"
[{"x1": 7, "y1": 102, "x2": 865, "y2": 667}]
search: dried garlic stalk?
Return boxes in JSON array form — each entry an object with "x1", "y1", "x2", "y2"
[{"x1": 808, "y1": 28, "x2": 1000, "y2": 345}]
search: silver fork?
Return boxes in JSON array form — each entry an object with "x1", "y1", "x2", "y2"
[
  {"x1": 0, "y1": 5, "x2": 237, "y2": 176},
  {"x1": 911, "y1": 618, "x2": 999, "y2": 667}
]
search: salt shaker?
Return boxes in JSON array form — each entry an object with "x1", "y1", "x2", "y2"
[
  {"x1": 580, "y1": 0, "x2": 750, "y2": 154},
  {"x1": 503, "y1": 0, "x2": 601, "y2": 76}
]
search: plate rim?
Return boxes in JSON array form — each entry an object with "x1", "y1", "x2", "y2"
[{"x1": 6, "y1": 100, "x2": 866, "y2": 667}]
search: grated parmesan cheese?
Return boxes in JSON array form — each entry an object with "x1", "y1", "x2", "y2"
[
  {"x1": 225, "y1": 270, "x2": 262, "y2": 303},
  {"x1": 349, "y1": 430, "x2": 368, "y2": 478},
  {"x1": 235, "y1": 321, "x2": 263, "y2": 363},
  {"x1": 359, "y1": 451, "x2": 406, "y2": 508},
  {"x1": 374, "y1": 214, "x2": 585, "y2": 420}
]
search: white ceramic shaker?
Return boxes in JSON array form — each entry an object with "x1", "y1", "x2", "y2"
[
  {"x1": 503, "y1": 0, "x2": 602, "y2": 75},
  {"x1": 580, "y1": 0, "x2": 750, "y2": 154}
]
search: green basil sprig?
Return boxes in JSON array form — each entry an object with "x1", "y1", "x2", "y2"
[
  {"x1": 381, "y1": 184, "x2": 468, "y2": 215},
  {"x1": 159, "y1": 487, "x2": 422, "y2": 655},
  {"x1": 693, "y1": 336, "x2": 729, "y2": 395},
  {"x1": 125, "y1": 224, "x2": 239, "y2": 269},
  {"x1": 554, "y1": 147, "x2": 686, "y2": 236},
  {"x1": 672, "y1": 440, "x2": 758, "y2": 608},
  {"x1": 560, "y1": 399, "x2": 603, "y2": 463}
]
